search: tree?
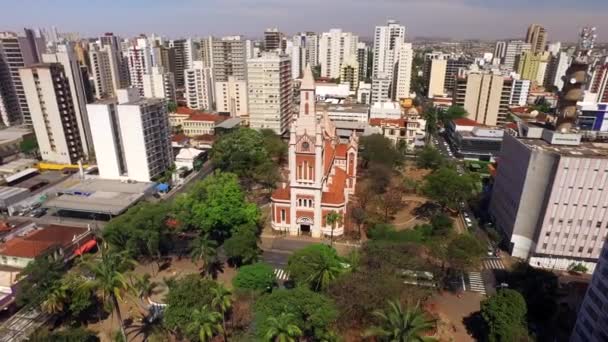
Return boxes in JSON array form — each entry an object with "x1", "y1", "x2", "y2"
[
  {"x1": 253, "y1": 287, "x2": 337, "y2": 340},
  {"x1": 260, "y1": 128, "x2": 288, "y2": 164},
  {"x1": 567, "y1": 263, "x2": 588, "y2": 274},
  {"x1": 325, "y1": 211, "x2": 342, "y2": 247},
  {"x1": 190, "y1": 234, "x2": 219, "y2": 277},
  {"x1": 429, "y1": 214, "x2": 453, "y2": 236},
  {"x1": 41, "y1": 285, "x2": 68, "y2": 315},
  {"x1": 441, "y1": 105, "x2": 467, "y2": 123},
  {"x1": 416, "y1": 147, "x2": 445, "y2": 171},
  {"x1": 173, "y1": 171, "x2": 260, "y2": 240},
  {"x1": 481, "y1": 289, "x2": 529, "y2": 342},
  {"x1": 368, "y1": 164, "x2": 393, "y2": 194},
  {"x1": 264, "y1": 312, "x2": 303, "y2": 342},
  {"x1": 29, "y1": 327, "x2": 99, "y2": 342},
  {"x1": 363, "y1": 300, "x2": 436, "y2": 342},
  {"x1": 186, "y1": 305, "x2": 224, "y2": 342},
  {"x1": 78, "y1": 245, "x2": 135, "y2": 341},
  {"x1": 446, "y1": 234, "x2": 485, "y2": 271},
  {"x1": 163, "y1": 275, "x2": 218, "y2": 337},
  {"x1": 167, "y1": 101, "x2": 178, "y2": 113},
  {"x1": 379, "y1": 186, "x2": 403, "y2": 222},
  {"x1": 223, "y1": 224, "x2": 260, "y2": 266},
  {"x1": 16, "y1": 257, "x2": 65, "y2": 309},
  {"x1": 422, "y1": 167, "x2": 475, "y2": 211},
  {"x1": 19, "y1": 137, "x2": 39, "y2": 157},
  {"x1": 211, "y1": 284, "x2": 233, "y2": 341},
  {"x1": 233, "y1": 263, "x2": 276, "y2": 292},
  {"x1": 360, "y1": 134, "x2": 402, "y2": 169},
  {"x1": 350, "y1": 206, "x2": 367, "y2": 238},
  {"x1": 287, "y1": 244, "x2": 345, "y2": 291}
]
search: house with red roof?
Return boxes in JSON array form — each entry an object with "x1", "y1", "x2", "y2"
[
  {"x1": 169, "y1": 107, "x2": 226, "y2": 137},
  {"x1": 270, "y1": 66, "x2": 358, "y2": 238}
]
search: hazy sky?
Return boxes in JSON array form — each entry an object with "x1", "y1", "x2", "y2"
[{"x1": 2, "y1": 0, "x2": 607, "y2": 42}]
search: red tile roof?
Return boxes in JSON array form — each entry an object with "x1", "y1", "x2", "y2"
[
  {"x1": 0, "y1": 225, "x2": 89, "y2": 259},
  {"x1": 188, "y1": 113, "x2": 225, "y2": 123},
  {"x1": 192, "y1": 134, "x2": 215, "y2": 142},
  {"x1": 369, "y1": 118, "x2": 407, "y2": 128},
  {"x1": 322, "y1": 167, "x2": 347, "y2": 205},
  {"x1": 171, "y1": 134, "x2": 189, "y2": 143},
  {"x1": 271, "y1": 186, "x2": 290, "y2": 201},
  {"x1": 505, "y1": 122, "x2": 518, "y2": 130},
  {"x1": 335, "y1": 144, "x2": 348, "y2": 159},
  {"x1": 452, "y1": 118, "x2": 482, "y2": 127},
  {"x1": 175, "y1": 107, "x2": 196, "y2": 115}
]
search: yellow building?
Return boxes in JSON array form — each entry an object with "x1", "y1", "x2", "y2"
[{"x1": 517, "y1": 51, "x2": 550, "y2": 84}]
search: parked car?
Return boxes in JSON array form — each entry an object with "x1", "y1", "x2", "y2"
[{"x1": 29, "y1": 208, "x2": 47, "y2": 218}]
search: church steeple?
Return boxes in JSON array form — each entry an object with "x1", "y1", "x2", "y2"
[
  {"x1": 301, "y1": 64, "x2": 315, "y2": 91},
  {"x1": 295, "y1": 64, "x2": 317, "y2": 135}
]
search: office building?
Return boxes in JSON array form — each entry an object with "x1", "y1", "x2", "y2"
[
  {"x1": 503, "y1": 40, "x2": 531, "y2": 72},
  {"x1": 517, "y1": 51, "x2": 551, "y2": 84},
  {"x1": 247, "y1": 53, "x2": 294, "y2": 134},
  {"x1": 215, "y1": 76, "x2": 248, "y2": 117},
  {"x1": 339, "y1": 57, "x2": 359, "y2": 92},
  {"x1": 41, "y1": 43, "x2": 93, "y2": 157},
  {"x1": 570, "y1": 241, "x2": 608, "y2": 341},
  {"x1": 184, "y1": 61, "x2": 214, "y2": 111},
  {"x1": 526, "y1": 24, "x2": 548, "y2": 54},
  {"x1": 318, "y1": 29, "x2": 358, "y2": 79},
  {"x1": 357, "y1": 82, "x2": 371, "y2": 104},
  {"x1": 490, "y1": 130, "x2": 608, "y2": 271},
  {"x1": 394, "y1": 43, "x2": 413, "y2": 100},
  {"x1": 264, "y1": 28, "x2": 286, "y2": 53},
  {"x1": 0, "y1": 30, "x2": 44, "y2": 126},
  {"x1": 445, "y1": 118, "x2": 503, "y2": 161},
  {"x1": 545, "y1": 51, "x2": 571, "y2": 90},
  {"x1": 142, "y1": 66, "x2": 176, "y2": 102},
  {"x1": 493, "y1": 41, "x2": 507, "y2": 64},
  {"x1": 169, "y1": 39, "x2": 196, "y2": 88},
  {"x1": 86, "y1": 88, "x2": 172, "y2": 182},
  {"x1": 126, "y1": 37, "x2": 154, "y2": 95},
  {"x1": 371, "y1": 77, "x2": 392, "y2": 104},
  {"x1": 20, "y1": 63, "x2": 86, "y2": 164},
  {"x1": 372, "y1": 20, "x2": 406, "y2": 80},
  {"x1": 445, "y1": 57, "x2": 473, "y2": 94},
  {"x1": 510, "y1": 78, "x2": 532, "y2": 106},
  {"x1": 454, "y1": 67, "x2": 507, "y2": 126},
  {"x1": 211, "y1": 36, "x2": 247, "y2": 82},
  {"x1": 356, "y1": 42, "x2": 369, "y2": 81},
  {"x1": 315, "y1": 102, "x2": 369, "y2": 123}
]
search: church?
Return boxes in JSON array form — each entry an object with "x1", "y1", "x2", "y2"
[{"x1": 270, "y1": 65, "x2": 358, "y2": 238}]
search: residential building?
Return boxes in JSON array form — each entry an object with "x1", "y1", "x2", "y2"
[
  {"x1": 41, "y1": 43, "x2": 93, "y2": 157},
  {"x1": 394, "y1": 43, "x2": 413, "y2": 100},
  {"x1": 369, "y1": 117, "x2": 425, "y2": 150},
  {"x1": 490, "y1": 129, "x2": 608, "y2": 270},
  {"x1": 357, "y1": 82, "x2": 372, "y2": 104},
  {"x1": 503, "y1": 40, "x2": 531, "y2": 72},
  {"x1": 86, "y1": 88, "x2": 172, "y2": 182},
  {"x1": 264, "y1": 28, "x2": 286, "y2": 53},
  {"x1": 200, "y1": 36, "x2": 213, "y2": 68},
  {"x1": 318, "y1": 29, "x2": 358, "y2": 79},
  {"x1": 356, "y1": 42, "x2": 369, "y2": 81},
  {"x1": 0, "y1": 30, "x2": 44, "y2": 126},
  {"x1": 289, "y1": 39, "x2": 305, "y2": 80},
  {"x1": 589, "y1": 62, "x2": 608, "y2": 103},
  {"x1": 126, "y1": 37, "x2": 154, "y2": 95},
  {"x1": 445, "y1": 57, "x2": 473, "y2": 94},
  {"x1": 168, "y1": 107, "x2": 225, "y2": 137},
  {"x1": 545, "y1": 51, "x2": 571, "y2": 91},
  {"x1": 424, "y1": 53, "x2": 448, "y2": 98},
  {"x1": 510, "y1": 77, "x2": 532, "y2": 106},
  {"x1": 98, "y1": 33, "x2": 129, "y2": 89},
  {"x1": 570, "y1": 241, "x2": 608, "y2": 341},
  {"x1": 88, "y1": 42, "x2": 122, "y2": 99},
  {"x1": 20, "y1": 63, "x2": 86, "y2": 164},
  {"x1": 445, "y1": 118, "x2": 503, "y2": 161},
  {"x1": 339, "y1": 57, "x2": 359, "y2": 92},
  {"x1": 270, "y1": 65, "x2": 358, "y2": 238},
  {"x1": 369, "y1": 101, "x2": 401, "y2": 119},
  {"x1": 169, "y1": 38, "x2": 196, "y2": 88},
  {"x1": 547, "y1": 41, "x2": 562, "y2": 55},
  {"x1": 454, "y1": 67, "x2": 507, "y2": 126},
  {"x1": 184, "y1": 61, "x2": 213, "y2": 111},
  {"x1": 142, "y1": 66, "x2": 176, "y2": 102},
  {"x1": 517, "y1": 51, "x2": 551, "y2": 84},
  {"x1": 372, "y1": 19, "x2": 406, "y2": 80},
  {"x1": 211, "y1": 36, "x2": 247, "y2": 82},
  {"x1": 293, "y1": 32, "x2": 318, "y2": 68},
  {"x1": 526, "y1": 24, "x2": 548, "y2": 54},
  {"x1": 215, "y1": 76, "x2": 248, "y2": 117},
  {"x1": 493, "y1": 41, "x2": 507, "y2": 64},
  {"x1": 371, "y1": 77, "x2": 392, "y2": 104},
  {"x1": 247, "y1": 53, "x2": 294, "y2": 134}
]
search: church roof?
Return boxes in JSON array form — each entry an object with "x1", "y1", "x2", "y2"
[
  {"x1": 301, "y1": 64, "x2": 315, "y2": 91},
  {"x1": 271, "y1": 186, "x2": 290, "y2": 201},
  {"x1": 322, "y1": 167, "x2": 347, "y2": 205},
  {"x1": 335, "y1": 144, "x2": 349, "y2": 159}
]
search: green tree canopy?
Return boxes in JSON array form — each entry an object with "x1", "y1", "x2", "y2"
[
  {"x1": 260, "y1": 128, "x2": 288, "y2": 163},
  {"x1": 163, "y1": 275, "x2": 218, "y2": 338},
  {"x1": 263, "y1": 312, "x2": 303, "y2": 342},
  {"x1": 446, "y1": 234, "x2": 485, "y2": 271},
  {"x1": 429, "y1": 214, "x2": 453, "y2": 236},
  {"x1": 19, "y1": 137, "x2": 39, "y2": 156},
  {"x1": 481, "y1": 289, "x2": 529, "y2": 342},
  {"x1": 363, "y1": 300, "x2": 436, "y2": 342},
  {"x1": 287, "y1": 244, "x2": 345, "y2": 291},
  {"x1": 166, "y1": 101, "x2": 178, "y2": 113},
  {"x1": 442, "y1": 105, "x2": 468, "y2": 122},
  {"x1": 253, "y1": 287, "x2": 338, "y2": 340},
  {"x1": 102, "y1": 202, "x2": 172, "y2": 259},
  {"x1": 360, "y1": 134, "x2": 403, "y2": 169},
  {"x1": 16, "y1": 257, "x2": 65, "y2": 309},
  {"x1": 422, "y1": 167, "x2": 475, "y2": 210},
  {"x1": 233, "y1": 262, "x2": 276, "y2": 292},
  {"x1": 29, "y1": 327, "x2": 99, "y2": 342},
  {"x1": 223, "y1": 224, "x2": 261, "y2": 266},
  {"x1": 173, "y1": 171, "x2": 260, "y2": 239},
  {"x1": 416, "y1": 146, "x2": 445, "y2": 171}
]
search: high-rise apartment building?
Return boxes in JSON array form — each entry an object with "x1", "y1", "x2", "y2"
[
  {"x1": 424, "y1": 53, "x2": 448, "y2": 98},
  {"x1": 89, "y1": 42, "x2": 123, "y2": 99},
  {"x1": 211, "y1": 36, "x2": 247, "y2": 82},
  {"x1": 215, "y1": 75, "x2": 248, "y2": 117},
  {"x1": 99, "y1": 33, "x2": 129, "y2": 89},
  {"x1": 247, "y1": 53, "x2": 293, "y2": 135},
  {"x1": 493, "y1": 41, "x2": 507, "y2": 64},
  {"x1": 20, "y1": 63, "x2": 86, "y2": 164},
  {"x1": 570, "y1": 241, "x2": 608, "y2": 341},
  {"x1": 526, "y1": 24, "x2": 548, "y2": 54},
  {"x1": 509, "y1": 77, "x2": 531, "y2": 106},
  {"x1": 86, "y1": 88, "x2": 172, "y2": 182},
  {"x1": 169, "y1": 39, "x2": 196, "y2": 88},
  {"x1": 503, "y1": 40, "x2": 531, "y2": 72},
  {"x1": 289, "y1": 39, "x2": 305, "y2": 80},
  {"x1": 185, "y1": 61, "x2": 214, "y2": 111},
  {"x1": 588, "y1": 62, "x2": 608, "y2": 103},
  {"x1": 517, "y1": 51, "x2": 551, "y2": 84},
  {"x1": 445, "y1": 57, "x2": 473, "y2": 94},
  {"x1": 0, "y1": 30, "x2": 44, "y2": 126},
  {"x1": 544, "y1": 51, "x2": 571, "y2": 91},
  {"x1": 340, "y1": 57, "x2": 359, "y2": 92},
  {"x1": 394, "y1": 43, "x2": 413, "y2": 100},
  {"x1": 372, "y1": 20, "x2": 406, "y2": 80},
  {"x1": 356, "y1": 42, "x2": 369, "y2": 81},
  {"x1": 454, "y1": 67, "x2": 506, "y2": 126},
  {"x1": 264, "y1": 28, "x2": 286, "y2": 53},
  {"x1": 142, "y1": 66, "x2": 176, "y2": 102},
  {"x1": 126, "y1": 37, "x2": 154, "y2": 96},
  {"x1": 318, "y1": 29, "x2": 358, "y2": 79},
  {"x1": 42, "y1": 43, "x2": 93, "y2": 157},
  {"x1": 371, "y1": 77, "x2": 392, "y2": 104},
  {"x1": 490, "y1": 131, "x2": 608, "y2": 271}
]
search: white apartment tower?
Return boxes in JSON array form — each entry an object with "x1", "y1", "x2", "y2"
[
  {"x1": 394, "y1": 43, "x2": 413, "y2": 100},
  {"x1": 20, "y1": 63, "x2": 86, "y2": 164},
  {"x1": 211, "y1": 36, "x2": 247, "y2": 82},
  {"x1": 503, "y1": 40, "x2": 531, "y2": 72},
  {"x1": 372, "y1": 20, "x2": 406, "y2": 81},
  {"x1": 185, "y1": 61, "x2": 214, "y2": 111},
  {"x1": 247, "y1": 53, "x2": 294, "y2": 135},
  {"x1": 318, "y1": 29, "x2": 358, "y2": 79},
  {"x1": 143, "y1": 66, "x2": 176, "y2": 102},
  {"x1": 86, "y1": 88, "x2": 172, "y2": 182},
  {"x1": 127, "y1": 37, "x2": 154, "y2": 95},
  {"x1": 89, "y1": 43, "x2": 122, "y2": 99},
  {"x1": 215, "y1": 76, "x2": 248, "y2": 117}
]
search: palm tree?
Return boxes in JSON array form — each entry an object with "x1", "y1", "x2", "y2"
[
  {"x1": 363, "y1": 300, "x2": 436, "y2": 342},
  {"x1": 264, "y1": 312, "x2": 302, "y2": 342},
  {"x1": 186, "y1": 305, "x2": 224, "y2": 342},
  {"x1": 79, "y1": 244, "x2": 136, "y2": 341},
  {"x1": 131, "y1": 273, "x2": 158, "y2": 301},
  {"x1": 41, "y1": 285, "x2": 68, "y2": 314},
  {"x1": 190, "y1": 234, "x2": 218, "y2": 277},
  {"x1": 325, "y1": 211, "x2": 342, "y2": 247},
  {"x1": 211, "y1": 284, "x2": 232, "y2": 341},
  {"x1": 306, "y1": 251, "x2": 344, "y2": 292}
]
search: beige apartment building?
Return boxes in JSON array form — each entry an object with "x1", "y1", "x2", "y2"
[
  {"x1": 215, "y1": 75, "x2": 248, "y2": 117},
  {"x1": 454, "y1": 67, "x2": 509, "y2": 126}
]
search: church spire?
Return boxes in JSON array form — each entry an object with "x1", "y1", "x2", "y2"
[{"x1": 301, "y1": 64, "x2": 315, "y2": 91}]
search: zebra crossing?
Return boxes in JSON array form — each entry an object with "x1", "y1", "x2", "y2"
[
  {"x1": 483, "y1": 258, "x2": 505, "y2": 270},
  {"x1": 274, "y1": 268, "x2": 290, "y2": 281},
  {"x1": 467, "y1": 272, "x2": 486, "y2": 295}
]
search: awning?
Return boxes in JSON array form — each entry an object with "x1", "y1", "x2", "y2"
[
  {"x1": 74, "y1": 239, "x2": 97, "y2": 256},
  {"x1": 156, "y1": 183, "x2": 170, "y2": 192}
]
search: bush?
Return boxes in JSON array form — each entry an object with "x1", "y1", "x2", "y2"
[
  {"x1": 233, "y1": 263, "x2": 276, "y2": 292},
  {"x1": 224, "y1": 225, "x2": 260, "y2": 266},
  {"x1": 163, "y1": 275, "x2": 217, "y2": 338}
]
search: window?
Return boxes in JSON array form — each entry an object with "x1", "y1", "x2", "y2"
[
  {"x1": 542, "y1": 243, "x2": 548, "y2": 250},
  {"x1": 301, "y1": 142, "x2": 310, "y2": 151},
  {"x1": 588, "y1": 247, "x2": 594, "y2": 254},
  {"x1": 569, "y1": 246, "x2": 574, "y2": 252},
  {"x1": 281, "y1": 209, "x2": 286, "y2": 222},
  {"x1": 579, "y1": 247, "x2": 584, "y2": 253},
  {"x1": 545, "y1": 232, "x2": 550, "y2": 237}
]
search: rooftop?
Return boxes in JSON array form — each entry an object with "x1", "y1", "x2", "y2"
[
  {"x1": 215, "y1": 117, "x2": 241, "y2": 129},
  {"x1": 316, "y1": 103, "x2": 370, "y2": 114},
  {"x1": 0, "y1": 127, "x2": 32, "y2": 143},
  {"x1": 519, "y1": 137, "x2": 608, "y2": 159},
  {"x1": 453, "y1": 118, "x2": 483, "y2": 127},
  {"x1": 0, "y1": 225, "x2": 90, "y2": 259}
]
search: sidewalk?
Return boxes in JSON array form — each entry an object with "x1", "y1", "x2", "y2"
[{"x1": 260, "y1": 231, "x2": 361, "y2": 256}]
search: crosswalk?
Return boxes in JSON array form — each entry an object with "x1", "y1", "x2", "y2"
[
  {"x1": 274, "y1": 268, "x2": 290, "y2": 281},
  {"x1": 483, "y1": 258, "x2": 505, "y2": 270},
  {"x1": 467, "y1": 272, "x2": 486, "y2": 295}
]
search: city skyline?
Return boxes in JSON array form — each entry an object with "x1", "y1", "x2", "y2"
[{"x1": 1, "y1": 0, "x2": 607, "y2": 42}]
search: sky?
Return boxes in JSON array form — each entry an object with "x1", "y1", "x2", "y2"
[{"x1": 1, "y1": 0, "x2": 607, "y2": 42}]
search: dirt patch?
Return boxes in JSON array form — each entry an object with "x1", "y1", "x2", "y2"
[{"x1": 426, "y1": 292, "x2": 484, "y2": 342}]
